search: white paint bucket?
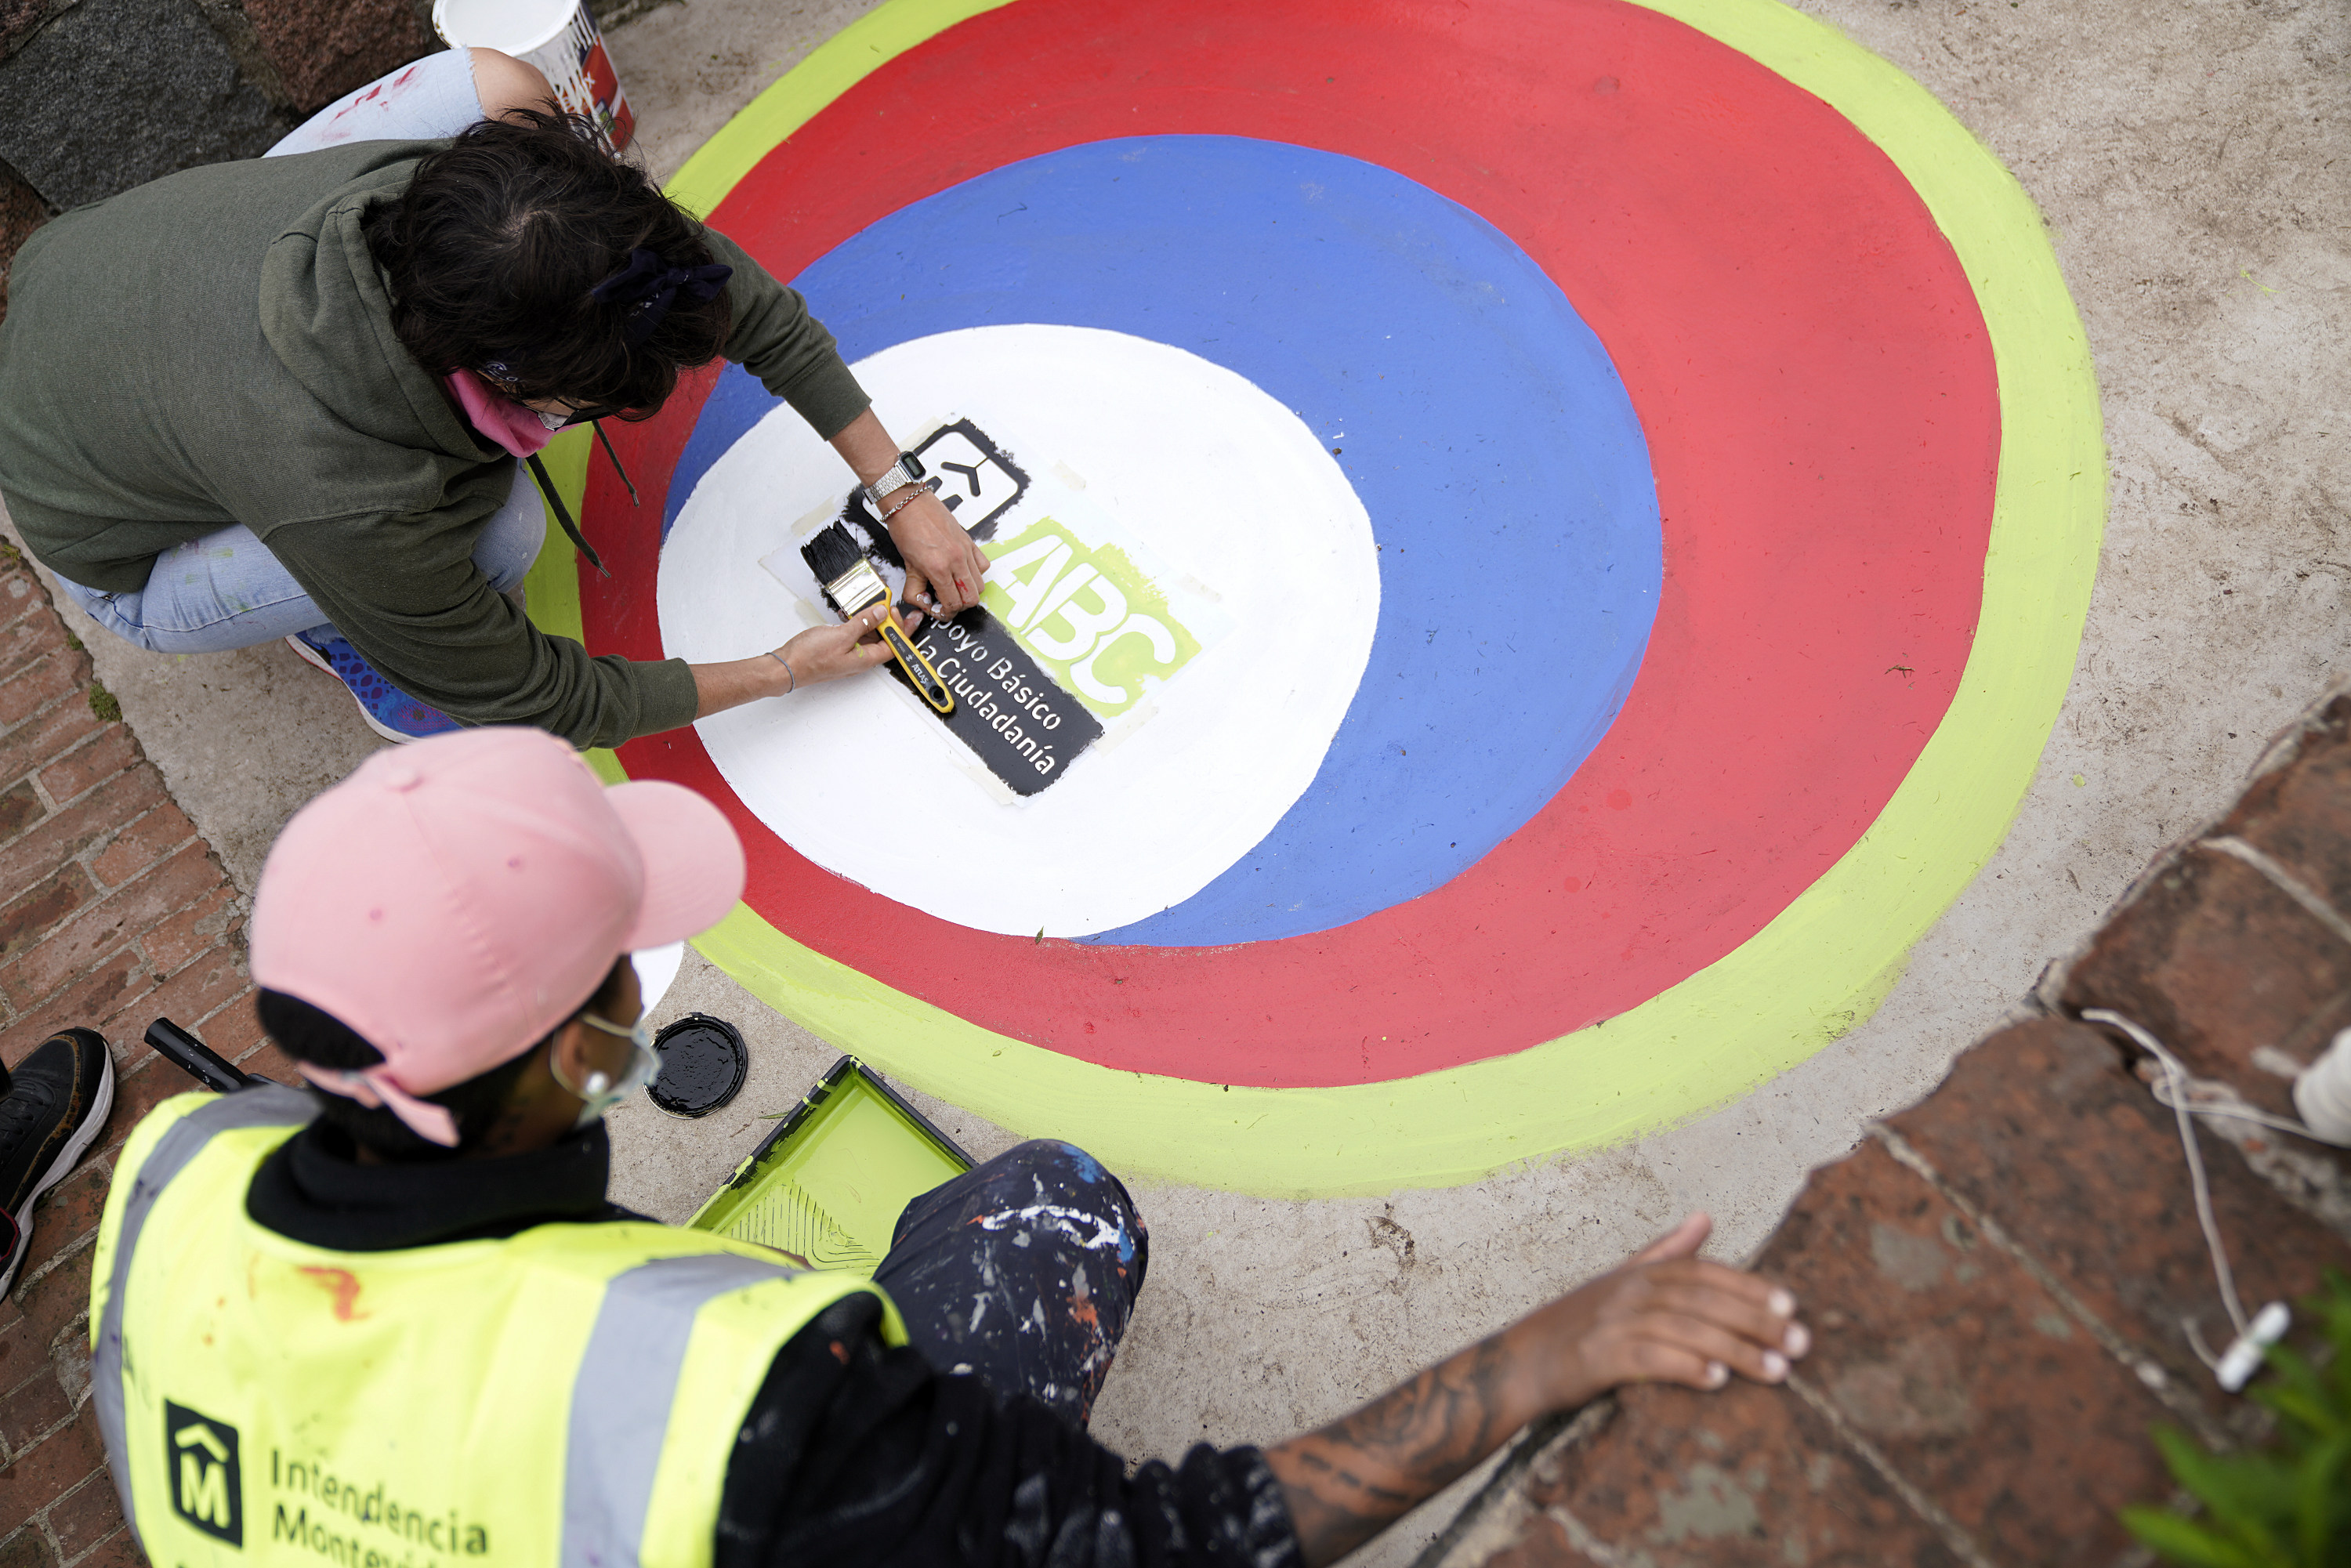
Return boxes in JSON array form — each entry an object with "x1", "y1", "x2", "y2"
[
  {"x1": 430, "y1": 0, "x2": 635, "y2": 150},
  {"x1": 2295, "y1": 1027, "x2": 2351, "y2": 1146}
]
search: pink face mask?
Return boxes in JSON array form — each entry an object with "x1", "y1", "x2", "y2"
[{"x1": 444, "y1": 369, "x2": 558, "y2": 458}]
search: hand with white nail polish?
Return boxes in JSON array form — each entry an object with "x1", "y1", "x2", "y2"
[
  {"x1": 1266, "y1": 1213, "x2": 1811, "y2": 1566},
  {"x1": 1510, "y1": 1211, "x2": 1812, "y2": 1413}
]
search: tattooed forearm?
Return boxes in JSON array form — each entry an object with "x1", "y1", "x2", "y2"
[
  {"x1": 1258, "y1": 1215, "x2": 1805, "y2": 1563},
  {"x1": 1265, "y1": 1332, "x2": 1539, "y2": 1566}
]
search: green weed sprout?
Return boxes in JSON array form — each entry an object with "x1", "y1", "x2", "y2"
[{"x1": 2121, "y1": 1271, "x2": 2351, "y2": 1568}]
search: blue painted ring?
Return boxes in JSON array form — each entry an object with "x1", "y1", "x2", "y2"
[{"x1": 669, "y1": 136, "x2": 1663, "y2": 944}]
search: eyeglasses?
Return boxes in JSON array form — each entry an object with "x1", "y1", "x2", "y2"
[
  {"x1": 473, "y1": 369, "x2": 630, "y2": 429},
  {"x1": 554, "y1": 1010, "x2": 661, "y2": 1122},
  {"x1": 556, "y1": 402, "x2": 631, "y2": 429}
]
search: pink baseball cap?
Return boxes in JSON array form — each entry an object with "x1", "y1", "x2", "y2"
[{"x1": 250, "y1": 728, "x2": 746, "y2": 1143}]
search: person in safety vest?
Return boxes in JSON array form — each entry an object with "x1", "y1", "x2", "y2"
[{"x1": 92, "y1": 727, "x2": 1813, "y2": 1568}]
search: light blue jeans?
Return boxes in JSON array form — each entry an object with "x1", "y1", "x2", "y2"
[{"x1": 56, "y1": 48, "x2": 548, "y2": 655}]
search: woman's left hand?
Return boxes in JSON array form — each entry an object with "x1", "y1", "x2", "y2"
[{"x1": 887, "y1": 489, "x2": 990, "y2": 620}]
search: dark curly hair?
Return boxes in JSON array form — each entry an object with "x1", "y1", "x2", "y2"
[
  {"x1": 362, "y1": 109, "x2": 732, "y2": 416},
  {"x1": 257, "y1": 959, "x2": 632, "y2": 1161}
]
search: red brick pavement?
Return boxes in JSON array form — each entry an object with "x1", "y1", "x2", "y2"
[
  {"x1": 1431, "y1": 698, "x2": 2351, "y2": 1567},
  {"x1": 0, "y1": 545, "x2": 289, "y2": 1568}
]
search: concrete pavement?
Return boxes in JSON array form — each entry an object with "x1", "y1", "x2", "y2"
[{"x1": 7, "y1": 0, "x2": 2342, "y2": 1558}]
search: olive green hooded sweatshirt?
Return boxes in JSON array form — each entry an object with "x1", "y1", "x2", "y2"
[{"x1": 0, "y1": 141, "x2": 870, "y2": 747}]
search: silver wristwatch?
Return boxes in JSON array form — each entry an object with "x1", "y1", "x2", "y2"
[{"x1": 862, "y1": 451, "x2": 928, "y2": 511}]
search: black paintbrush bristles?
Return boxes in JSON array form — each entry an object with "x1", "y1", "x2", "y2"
[
  {"x1": 800, "y1": 523, "x2": 885, "y2": 617},
  {"x1": 800, "y1": 522, "x2": 865, "y2": 583}
]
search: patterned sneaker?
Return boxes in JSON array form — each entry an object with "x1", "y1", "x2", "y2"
[
  {"x1": 0, "y1": 1028, "x2": 114, "y2": 1295},
  {"x1": 285, "y1": 631, "x2": 461, "y2": 743}
]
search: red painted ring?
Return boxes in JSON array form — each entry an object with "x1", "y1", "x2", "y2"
[{"x1": 581, "y1": 0, "x2": 1998, "y2": 1088}]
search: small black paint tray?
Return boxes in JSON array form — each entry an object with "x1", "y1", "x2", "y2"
[{"x1": 685, "y1": 1057, "x2": 973, "y2": 1276}]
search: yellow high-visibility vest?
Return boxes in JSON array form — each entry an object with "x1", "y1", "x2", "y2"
[{"x1": 91, "y1": 1088, "x2": 902, "y2": 1568}]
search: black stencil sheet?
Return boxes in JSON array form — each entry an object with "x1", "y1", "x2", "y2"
[{"x1": 892, "y1": 609, "x2": 1102, "y2": 796}]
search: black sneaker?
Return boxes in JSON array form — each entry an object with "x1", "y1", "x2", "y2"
[{"x1": 0, "y1": 1029, "x2": 115, "y2": 1295}]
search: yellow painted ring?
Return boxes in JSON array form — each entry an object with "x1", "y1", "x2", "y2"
[{"x1": 531, "y1": 0, "x2": 2103, "y2": 1197}]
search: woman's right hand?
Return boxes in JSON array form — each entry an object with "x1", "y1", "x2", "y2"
[
  {"x1": 777, "y1": 604, "x2": 896, "y2": 688},
  {"x1": 690, "y1": 607, "x2": 897, "y2": 721}
]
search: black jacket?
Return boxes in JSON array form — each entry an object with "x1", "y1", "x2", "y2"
[{"x1": 245, "y1": 1121, "x2": 1303, "y2": 1568}]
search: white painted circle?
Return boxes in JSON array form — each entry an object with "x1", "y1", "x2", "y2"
[
  {"x1": 631, "y1": 941, "x2": 683, "y2": 1013},
  {"x1": 657, "y1": 324, "x2": 1379, "y2": 936}
]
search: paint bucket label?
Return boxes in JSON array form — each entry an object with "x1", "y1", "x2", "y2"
[{"x1": 431, "y1": 0, "x2": 634, "y2": 150}]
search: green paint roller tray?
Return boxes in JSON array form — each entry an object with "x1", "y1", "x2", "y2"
[{"x1": 686, "y1": 1056, "x2": 973, "y2": 1276}]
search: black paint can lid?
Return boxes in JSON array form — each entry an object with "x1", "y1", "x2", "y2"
[{"x1": 649, "y1": 1013, "x2": 748, "y2": 1118}]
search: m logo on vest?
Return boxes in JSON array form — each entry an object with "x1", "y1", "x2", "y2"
[{"x1": 165, "y1": 1401, "x2": 242, "y2": 1546}]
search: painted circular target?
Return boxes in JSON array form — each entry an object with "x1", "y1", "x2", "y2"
[
  {"x1": 530, "y1": 0, "x2": 2103, "y2": 1194},
  {"x1": 656, "y1": 135, "x2": 1663, "y2": 941}
]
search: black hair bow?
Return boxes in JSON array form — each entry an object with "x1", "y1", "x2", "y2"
[{"x1": 590, "y1": 248, "x2": 733, "y2": 346}]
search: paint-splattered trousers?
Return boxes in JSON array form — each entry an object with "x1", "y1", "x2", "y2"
[{"x1": 873, "y1": 1139, "x2": 1148, "y2": 1429}]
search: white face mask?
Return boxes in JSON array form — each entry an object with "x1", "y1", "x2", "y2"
[{"x1": 556, "y1": 1012, "x2": 660, "y2": 1128}]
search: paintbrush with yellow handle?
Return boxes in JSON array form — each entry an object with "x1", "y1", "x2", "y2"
[{"x1": 800, "y1": 523, "x2": 955, "y2": 715}]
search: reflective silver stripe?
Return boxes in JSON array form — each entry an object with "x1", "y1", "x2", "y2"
[
  {"x1": 91, "y1": 1085, "x2": 316, "y2": 1541},
  {"x1": 561, "y1": 1254, "x2": 800, "y2": 1568}
]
